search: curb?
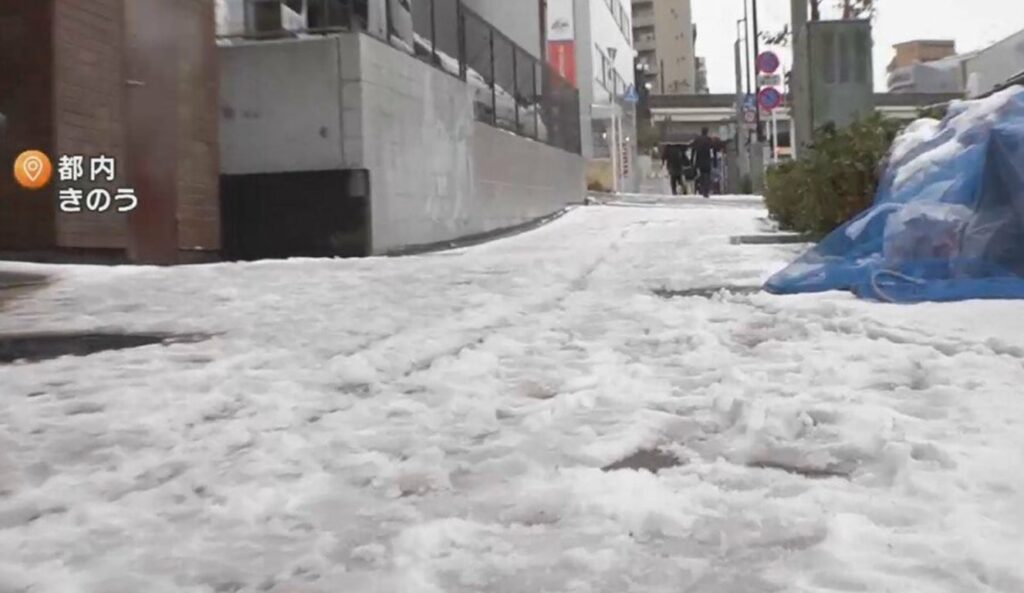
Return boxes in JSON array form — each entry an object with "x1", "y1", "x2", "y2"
[{"x1": 385, "y1": 206, "x2": 578, "y2": 257}]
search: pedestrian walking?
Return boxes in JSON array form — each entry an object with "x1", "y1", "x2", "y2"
[
  {"x1": 689, "y1": 127, "x2": 718, "y2": 198},
  {"x1": 661, "y1": 143, "x2": 691, "y2": 196}
]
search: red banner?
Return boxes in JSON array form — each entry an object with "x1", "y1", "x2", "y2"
[{"x1": 547, "y1": 41, "x2": 577, "y2": 88}]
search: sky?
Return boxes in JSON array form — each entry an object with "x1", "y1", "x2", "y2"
[{"x1": 692, "y1": 0, "x2": 1024, "y2": 94}]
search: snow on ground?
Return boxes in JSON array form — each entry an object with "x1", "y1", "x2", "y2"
[{"x1": 2, "y1": 199, "x2": 1024, "y2": 593}]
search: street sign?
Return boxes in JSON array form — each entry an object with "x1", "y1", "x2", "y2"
[
  {"x1": 757, "y1": 73, "x2": 782, "y2": 87},
  {"x1": 758, "y1": 87, "x2": 782, "y2": 111},
  {"x1": 743, "y1": 94, "x2": 756, "y2": 110},
  {"x1": 743, "y1": 109, "x2": 757, "y2": 124},
  {"x1": 756, "y1": 50, "x2": 781, "y2": 74}
]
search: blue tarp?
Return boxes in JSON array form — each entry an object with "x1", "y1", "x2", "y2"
[{"x1": 764, "y1": 86, "x2": 1024, "y2": 303}]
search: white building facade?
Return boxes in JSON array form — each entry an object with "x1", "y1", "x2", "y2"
[
  {"x1": 964, "y1": 29, "x2": 1024, "y2": 97},
  {"x1": 546, "y1": 0, "x2": 639, "y2": 192}
]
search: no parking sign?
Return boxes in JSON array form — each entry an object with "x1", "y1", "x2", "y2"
[
  {"x1": 758, "y1": 87, "x2": 782, "y2": 112},
  {"x1": 756, "y1": 51, "x2": 780, "y2": 75}
]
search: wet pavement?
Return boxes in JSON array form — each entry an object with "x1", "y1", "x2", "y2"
[
  {"x1": 0, "y1": 332, "x2": 209, "y2": 364},
  {"x1": 0, "y1": 271, "x2": 47, "y2": 310}
]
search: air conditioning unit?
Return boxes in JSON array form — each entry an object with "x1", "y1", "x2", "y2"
[{"x1": 246, "y1": 0, "x2": 308, "y2": 37}]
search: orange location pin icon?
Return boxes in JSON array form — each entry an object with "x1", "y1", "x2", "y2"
[{"x1": 14, "y1": 150, "x2": 53, "y2": 190}]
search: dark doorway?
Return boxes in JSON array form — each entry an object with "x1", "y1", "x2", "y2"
[{"x1": 220, "y1": 169, "x2": 371, "y2": 260}]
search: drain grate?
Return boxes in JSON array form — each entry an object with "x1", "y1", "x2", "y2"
[
  {"x1": 653, "y1": 286, "x2": 762, "y2": 299},
  {"x1": 0, "y1": 332, "x2": 207, "y2": 364},
  {"x1": 602, "y1": 449, "x2": 685, "y2": 473}
]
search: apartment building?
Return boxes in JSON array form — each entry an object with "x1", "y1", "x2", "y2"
[
  {"x1": 631, "y1": 0, "x2": 696, "y2": 95},
  {"x1": 886, "y1": 39, "x2": 960, "y2": 93},
  {"x1": 695, "y1": 56, "x2": 709, "y2": 94},
  {"x1": 887, "y1": 39, "x2": 957, "y2": 72}
]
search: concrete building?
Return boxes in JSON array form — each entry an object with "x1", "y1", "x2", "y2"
[
  {"x1": 218, "y1": 0, "x2": 585, "y2": 258},
  {"x1": 885, "y1": 30, "x2": 1024, "y2": 98},
  {"x1": 888, "y1": 39, "x2": 957, "y2": 72},
  {"x1": 0, "y1": 1, "x2": 219, "y2": 264},
  {"x1": 546, "y1": 0, "x2": 638, "y2": 193},
  {"x1": 1, "y1": 0, "x2": 583, "y2": 263},
  {"x1": 631, "y1": 0, "x2": 696, "y2": 95},
  {"x1": 888, "y1": 56, "x2": 968, "y2": 94},
  {"x1": 886, "y1": 39, "x2": 963, "y2": 94},
  {"x1": 695, "y1": 57, "x2": 709, "y2": 94},
  {"x1": 963, "y1": 28, "x2": 1024, "y2": 98}
]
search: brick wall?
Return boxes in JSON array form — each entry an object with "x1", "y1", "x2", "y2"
[
  {"x1": 0, "y1": 2, "x2": 56, "y2": 250},
  {"x1": 53, "y1": 0, "x2": 129, "y2": 249},
  {"x1": 176, "y1": 0, "x2": 221, "y2": 252},
  {"x1": 0, "y1": 0, "x2": 220, "y2": 262}
]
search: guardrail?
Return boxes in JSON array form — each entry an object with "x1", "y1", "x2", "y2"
[{"x1": 219, "y1": 0, "x2": 582, "y2": 155}]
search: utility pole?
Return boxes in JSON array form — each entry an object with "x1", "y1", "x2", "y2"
[
  {"x1": 734, "y1": 20, "x2": 750, "y2": 185},
  {"x1": 743, "y1": 0, "x2": 752, "y2": 95},
  {"x1": 751, "y1": 0, "x2": 762, "y2": 142},
  {"x1": 790, "y1": 0, "x2": 812, "y2": 157}
]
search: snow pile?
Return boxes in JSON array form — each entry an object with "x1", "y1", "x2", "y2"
[
  {"x1": 2, "y1": 204, "x2": 1024, "y2": 592},
  {"x1": 887, "y1": 87, "x2": 1024, "y2": 196},
  {"x1": 768, "y1": 86, "x2": 1024, "y2": 302}
]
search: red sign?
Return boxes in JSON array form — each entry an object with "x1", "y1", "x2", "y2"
[
  {"x1": 756, "y1": 51, "x2": 781, "y2": 74},
  {"x1": 547, "y1": 41, "x2": 577, "y2": 87}
]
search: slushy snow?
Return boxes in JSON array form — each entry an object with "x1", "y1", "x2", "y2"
[{"x1": 2, "y1": 199, "x2": 1024, "y2": 592}]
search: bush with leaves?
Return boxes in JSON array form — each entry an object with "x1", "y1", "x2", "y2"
[{"x1": 764, "y1": 113, "x2": 904, "y2": 235}]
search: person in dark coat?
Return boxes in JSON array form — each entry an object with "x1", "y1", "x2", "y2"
[
  {"x1": 661, "y1": 143, "x2": 691, "y2": 195},
  {"x1": 689, "y1": 127, "x2": 718, "y2": 198}
]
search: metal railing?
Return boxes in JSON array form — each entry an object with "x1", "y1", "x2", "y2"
[{"x1": 220, "y1": 0, "x2": 582, "y2": 155}]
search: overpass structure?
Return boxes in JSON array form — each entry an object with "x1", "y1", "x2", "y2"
[{"x1": 649, "y1": 92, "x2": 962, "y2": 149}]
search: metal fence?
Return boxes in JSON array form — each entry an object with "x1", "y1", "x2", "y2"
[{"x1": 228, "y1": 0, "x2": 582, "y2": 155}]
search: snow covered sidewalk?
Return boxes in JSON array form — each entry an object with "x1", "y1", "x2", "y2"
[{"x1": 2, "y1": 199, "x2": 1024, "y2": 593}]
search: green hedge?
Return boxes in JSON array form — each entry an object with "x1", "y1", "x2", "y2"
[{"x1": 764, "y1": 114, "x2": 905, "y2": 235}]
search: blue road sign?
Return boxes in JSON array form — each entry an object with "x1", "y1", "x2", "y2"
[
  {"x1": 758, "y1": 87, "x2": 783, "y2": 111},
  {"x1": 743, "y1": 94, "x2": 756, "y2": 110},
  {"x1": 624, "y1": 85, "x2": 639, "y2": 104}
]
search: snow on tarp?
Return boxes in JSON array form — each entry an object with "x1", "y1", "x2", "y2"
[{"x1": 765, "y1": 86, "x2": 1024, "y2": 303}]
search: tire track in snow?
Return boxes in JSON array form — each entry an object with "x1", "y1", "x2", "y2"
[{"x1": 368, "y1": 220, "x2": 653, "y2": 381}]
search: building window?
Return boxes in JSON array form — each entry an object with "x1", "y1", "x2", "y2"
[
  {"x1": 493, "y1": 33, "x2": 517, "y2": 133},
  {"x1": 838, "y1": 32, "x2": 851, "y2": 83},
  {"x1": 822, "y1": 31, "x2": 837, "y2": 83},
  {"x1": 433, "y1": 0, "x2": 459, "y2": 69},
  {"x1": 411, "y1": 0, "x2": 433, "y2": 59},
  {"x1": 855, "y1": 29, "x2": 870, "y2": 83}
]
